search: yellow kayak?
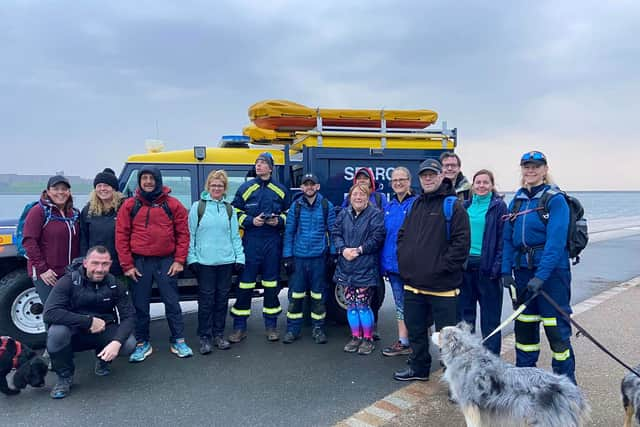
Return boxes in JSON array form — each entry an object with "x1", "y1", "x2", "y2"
[{"x1": 249, "y1": 99, "x2": 438, "y2": 131}]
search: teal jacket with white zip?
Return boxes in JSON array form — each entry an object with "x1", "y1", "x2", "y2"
[{"x1": 187, "y1": 191, "x2": 245, "y2": 266}]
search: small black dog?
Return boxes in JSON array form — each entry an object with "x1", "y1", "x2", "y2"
[{"x1": 0, "y1": 336, "x2": 48, "y2": 396}]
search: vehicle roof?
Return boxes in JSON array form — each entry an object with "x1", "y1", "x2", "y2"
[
  {"x1": 290, "y1": 132, "x2": 455, "y2": 151},
  {"x1": 126, "y1": 147, "x2": 286, "y2": 165}
]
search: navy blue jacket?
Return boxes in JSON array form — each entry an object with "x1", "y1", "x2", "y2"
[
  {"x1": 232, "y1": 176, "x2": 290, "y2": 238},
  {"x1": 380, "y1": 193, "x2": 416, "y2": 274},
  {"x1": 501, "y1": 185, "x2": 570, "y2": 281},
  {"x1": 463, "y1": 194, "x2": 507, "y2": 279},
  {"x1": 331, "y1": 205, "x2": 386, "y2": 287},
  {"x1": 283, "y1": 193, "x2": 336, "y2": 258}
]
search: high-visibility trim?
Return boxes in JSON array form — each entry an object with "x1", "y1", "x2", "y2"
[
  {"x1": 239, "y1": 282, "x2": 256, "y2": 290},
  {"x1": 403, "y1": 285, "x2": 459, "y2": 297},
  {"x1": 311, "y1": 312, "x2": 326, "y2": 320},
  {"x1": 310, "y1": 291, "x2": 323, "y2": 300},
  {"x1": 263, "y1": 306, "x2": 282, "y2": 315},
  {"x1": 262, "y1": 280, "x2": 277, "y2": 288},
  {"x1": 541, "y1": 317, "x2": 557, "y2": 327},
  {"x1": 287, "y1": 312, "x2": 304, "y2": 319},
  {"x1": 291, "y1": 291, "x2": 306, "y2": 299},
  {"x1": 516, "y1": 314, "x2": 541, "y2": 323},
  {"x1": 267, "y1": 183, "x2": 285, "y2": 199},
  {"x1": 231, "y1": 307, "x2": 251, "y2": 317},
  {"x1": 238, "y1": 214, "x2": 248, "y2": 226},
  {"x1": 552, "y1": 349, "x2": 571, "y2": 361},
  {"x1": 515, "y1": 342, "x2": 541, "y2": 352},
  {"x1": 242, "y1": 183, "x2": 260, "y2": 201},
  {"x1": 279, "y1": 214, "x2": 287, "y2": 222}
]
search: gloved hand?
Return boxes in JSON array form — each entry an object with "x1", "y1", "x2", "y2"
[
  {"x1": 233, "y1": 263, "x2": 244, "y2": 275},
  {"x1": 282, "y1": 257, "x2": 295, "y2": 276},
  {"x1": 527, "y1": 277, "x2": 544, "y2": 294},
  {"x1": 501, "y1": 275, "x2": 518, "y2": 309}
]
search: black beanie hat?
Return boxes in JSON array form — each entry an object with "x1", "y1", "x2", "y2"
[{"x1": 93, "y1": 168, "x2": 119, "y2": 190}]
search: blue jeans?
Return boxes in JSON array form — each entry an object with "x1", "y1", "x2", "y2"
[
  {"x1": 458, "y1": 256, "x2": 503, "y2": 355},
  {"x1": 131, "y1": 255, "x2": 185, "y2": 343},
  {"x1": 387, "y1": 273, "x2": 405, "y2": 321},
  {"x1": 286, "y1": 256, "x2": 326, "y2": 334}
]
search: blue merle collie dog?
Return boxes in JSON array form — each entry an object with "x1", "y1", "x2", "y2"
[
  {"x1": 438, "y1": 323, "x2": 590, "y2": 427},
  {"x1": 622, "y1": 364, "x2": 640, "y2": 427}
]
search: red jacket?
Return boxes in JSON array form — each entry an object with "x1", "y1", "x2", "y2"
[
  {"x1": 22, "y1": 195, "x2": 80, "y2": 280},
  {"x1": 115, "y1": 186, "x2": 190, "y2": 272}
]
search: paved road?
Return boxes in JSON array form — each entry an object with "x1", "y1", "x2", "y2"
[{"x1": 4, "y1": 233, "x2": 640, "y2": 427}]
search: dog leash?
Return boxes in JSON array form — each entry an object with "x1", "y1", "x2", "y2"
[
  {"x1": 537, "y1": 289, "x2": 640, "y2": 379},
  {"x1": 482, "y1": 292, "x2": 539, "y2": 343}
]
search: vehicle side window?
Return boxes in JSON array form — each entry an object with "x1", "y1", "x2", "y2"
[
  {"x1": 123, "y1": 170, "x2": 139, "y2": 197},
  {"x1": 121, "y1": 169, "x2": 192, "y2": 208},
  {"x1": 226, "y1": 171, "x2": 249, "y2": 201}
]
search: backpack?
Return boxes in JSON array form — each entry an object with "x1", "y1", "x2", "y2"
[
  {"x1": 443, "y1": 195, "x2": 458, "y2": 241},
  {"x1": 15, "y1": 201, "x2": 79, "y2": 259},
  {"x1": 510, "y1": 189, "x2": 588, "y2": 265},
  {"x1": 294, "y1": 197, "x2": 330, "y2": 233},
  {"x1": 196, "y1": 199, "x2": 233, "y2": 226},
  {"x1": 130, "y1": 198, "x2": 173, "y2": 221}
]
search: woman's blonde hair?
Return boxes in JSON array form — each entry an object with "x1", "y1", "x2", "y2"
[
  {"x1": 205, "y1": 169, "x2": 228, "y2": 192},
  {"x1": 348, "y1": 183, "x2": 371, "y2": 200},
  {"x1": 88, "y1": 190, "x2": 124, "y2": 216}
]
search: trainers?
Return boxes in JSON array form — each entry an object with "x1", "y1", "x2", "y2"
[
  {"x1": 382, "y1": 341, "x2": 412, "y2": 357},
  {"x1": 282, "y1": 331, "x2": 300, "y2": 344},
  {"x1": 199, "y1": 337, "x2": 213, "y2": 355},
  {"x1": 214, "y1": 336, "x2": 231, "y2": 350},
  {"x1": 50, "y1": 375, "x2": 73, "y2": 399},
  {"x1": 312, "y1": 327, "x2": 327, "y2": 344},
  {"x1": 265, "y1": 328, "x2": 280, "y2": 342},
  {"x1": 228, "y1": 329, "x2": 247, "y2": 343},
  {"x1": 170, "y1": 339, "x2": 193, "y2": 358},
  {"x1": 129, "y1": 341, "x2": 152, "y2": 363},
  {"x1": 358, "y1": 338, "x2": 375, "y2": 355},
  {"x1": 344, "y1": 336, "x2": 361, "y2": 353},
  {"x1": 94, "y1": 359, "x2": 111, "y2": 376},
  {"x1": 393, "y1": 367, "x2": 429, "y2": 382}
]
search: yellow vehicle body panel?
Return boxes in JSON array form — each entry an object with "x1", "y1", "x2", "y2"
[{"x1": 126, "y1": 147, "x2": 285, "y2": 165}]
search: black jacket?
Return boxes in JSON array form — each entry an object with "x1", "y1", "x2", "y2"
[
  {"x1": 331, "y1": 205, "x2": 386, "y2": 287},
  {"x1": 397, "y1": 179, "x2": 470, "y2": 292},
  {"x1": 80, "y1": 204, "x2": 122, "y2": 275},
  {"x1": 43, "y1": 263, "x2": 135, "y2": 344}
]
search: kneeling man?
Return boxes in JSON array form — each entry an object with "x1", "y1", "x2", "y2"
[{"x1": 44, "y1": 245, "x2": 136, "y2": 399}]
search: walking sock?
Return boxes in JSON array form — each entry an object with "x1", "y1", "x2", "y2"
[
  {"x1": 347, "y1": 306, "x2": 361, "y2": 337},
  {"x1": 358, "y1": 306, "x2": 374, "y2": 339}
]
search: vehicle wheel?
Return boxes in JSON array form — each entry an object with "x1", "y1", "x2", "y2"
[
  {"x1": 325, "y1": 282, "x2": 347, "y2": 325},
  {"x1": 0, "y1": 269, "x2": 46, "y2": 348}
]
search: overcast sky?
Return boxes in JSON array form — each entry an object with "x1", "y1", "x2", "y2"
[{"x1": 2, "y1": 0, "x2": 639, "y2": 190}]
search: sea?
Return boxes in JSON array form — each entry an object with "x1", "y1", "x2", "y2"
[{"x1": 1, "y1": 192, "x2": 638, "y2": 221}]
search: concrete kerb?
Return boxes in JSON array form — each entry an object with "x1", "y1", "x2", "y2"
[{"x1": 335, "y1": 275, "x2": 640, "y2": 427}]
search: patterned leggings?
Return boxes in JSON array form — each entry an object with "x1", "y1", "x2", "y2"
[{"x1": 344, "y1": 286, "x2": 374, "y2": 339}]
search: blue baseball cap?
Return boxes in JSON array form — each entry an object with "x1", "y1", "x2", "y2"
[{"x1": 520, "y1": 150, "x2": 547, "y2": 166}]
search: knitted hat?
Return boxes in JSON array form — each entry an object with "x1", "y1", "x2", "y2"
[
  {"x1": 256, "y1": 152, "x2": 274, "y2": 170},
  {"x1": 93, "y1": 168, "x2": 119, "y2": 190}
]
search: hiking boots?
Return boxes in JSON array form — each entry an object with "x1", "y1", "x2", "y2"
[
  {"x1": 312, "y1": 327, "x2": 328, "y2": 344},
  {"x1": 214, "y1": 336, "x2": 231, "y2": 350},
  {"x1": 344, "y1": 336, "x2": 361, "y2": 353},
  {"x1": 228, "y1": 329, "x2": 247, "y2": 343},
  {"x1": 358, "y1": 338, "x2": 375, "y2": 355},
  {"x1": 265, "y1": 328, "x2": 280, "y2": 342},
  {"x1": 199, "y1": 337, "x2": 213, "y2": 355},
  {"x1": 94, "y1": 359, "x2": 111, "y2": 376},
  {"x1": 50, "y1": 375, "x2": 73, "y2": 399},
  {"x1": 372, "y1": 325, "x2": 381, "y2": 341},
  {"x1": 382, "y1": 341, "x2": 412, "y2": 357},
  {"x1": 282, "y1": 331, "x2": 300, "y2": 344},
  {"x1": 129, "y1": 341, "x2": 152, "y2": 363}
]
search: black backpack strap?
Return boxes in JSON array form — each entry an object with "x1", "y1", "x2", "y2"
[
  {"x1": 374, "y1": 192, "x2": 382, "y2": 209},
  {"x1": 224, "y1": 201, "x2": 233, "y2": 222},
  {"x1": 196, "y1": 200, "x2": 206, "y2": 226},
  {"x1": 509, "y1": 198, "x2": 524, "y2": 223},
  {"x1": 160, "y1": 201, "x2": 173, "y2": 221},
  {"x1": 130, "y1": 199, "x2": 174, "y2": 221},
  {"x1": 537, "y1": 188, "x2": 561, "y2": 225},
  {"x1": 130, "y1": 199, "x2": 142, "y2": 219},
  {"x1": 321, "y1": 197, "x2": 329, "y2": 231}
]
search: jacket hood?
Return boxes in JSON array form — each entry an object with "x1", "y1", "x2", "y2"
[
  {"x1": 353, "y1": 167, "x2": 377, "y2": 191},
  {"x1": 135, "y1": 185, "x2": 171, "y2": 204},
  {"x1": 455, "y1": 174, "x2": 471, "y2": 192},
  {"x1": 138, "y1": 166, "x2": 163, "y2": 202}
]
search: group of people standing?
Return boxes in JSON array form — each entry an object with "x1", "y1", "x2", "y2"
[{"x1": 20, "y1": 147, "x2": 577, "y2": 399}]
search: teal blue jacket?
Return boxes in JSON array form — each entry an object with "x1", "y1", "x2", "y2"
[{"x1": 187, "y1": 191, "x2": 245, "y2": 266}]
